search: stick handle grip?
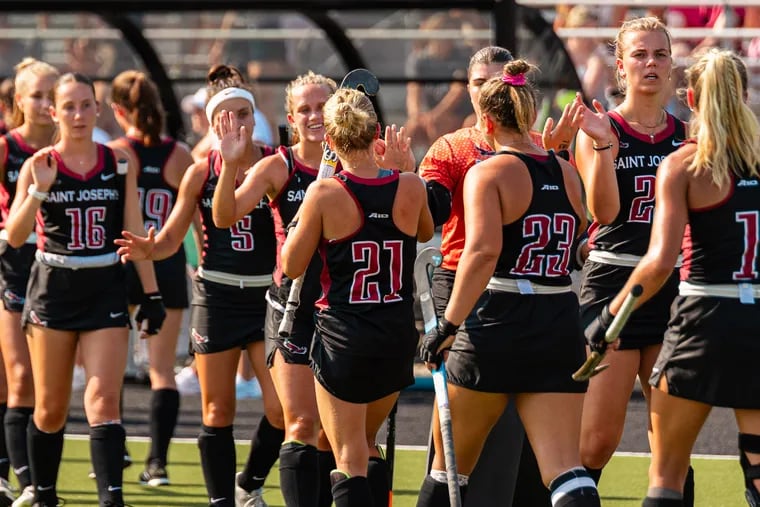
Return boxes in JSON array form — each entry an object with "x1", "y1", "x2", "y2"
[
  {"x1": 604, "y1": 284, "x2": 643, "y2": 343},
  {"x1": 432, "y1": 365, "x2": 462, "y2": 507},
  {"x1": 278, "y1": 275, "x2": 303, "y2": 337}
]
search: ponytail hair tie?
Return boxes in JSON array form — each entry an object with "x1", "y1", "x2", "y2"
[{"x1": 501, "y1": 73, "x2": 526, "y2": 86}]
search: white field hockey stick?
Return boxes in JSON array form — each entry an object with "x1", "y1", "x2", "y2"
[
  {"x1": 278, "y1": 69, "x2": 380, "y2": 338},
  {"x1": 415, "y1": 247, "x2": 461, "y2": 507},
  {"x1": 572, "y1": 284, "x2": 644, "y2": 381}
]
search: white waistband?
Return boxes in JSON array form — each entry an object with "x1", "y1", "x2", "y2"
[
  {"x1": 589, "y1": 249, "x2": 683, "y2": 268},
  {"x1": 35, "y1": 250, "x2": 119, "y2": 269},
  {"x1": 679, "y1": 280, "x2": 759, "y2": 304},
  {"x1": 486, "y1": 277, "x2": 572, "y2": 295},
  {"x1": 0, "y1": 229, "x2": 37, "y2": 244},
  {"x1": 197, "y1": 266, "x2": 273, "y2": 289}
]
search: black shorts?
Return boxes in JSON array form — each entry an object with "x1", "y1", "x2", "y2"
[
  {"x1": 126, "y1": 249, "x2": 189, "y2": 309},
  {"x1": 431, "y1": 267, "x2": 456, "y2": 319},
  {"x1": 580, "y1": 260, "x2": 678, "y2": 349},
  {"x1": 265, "y1": 283, "x2": 318, "y2": 367},
  {"x1": 0, "y1": 241, "x2": 35, "y2": 313},
  {"x1": 188, "y1": 276, "x2": 268, "y2": 355},
  {"x1": 650, "y1": 295, "x2": 760, "y2": 409},
  {"x1": 23, "y1": 261, "x2": 130, "y2": 331},
  {"x1": 446, "y1": 290, "x2": 587, "y2": 393},
  {"x1": 310, "y1": 307, "x2": 417, "y2": 403}
]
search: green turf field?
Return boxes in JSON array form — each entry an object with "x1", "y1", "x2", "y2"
[{"x1": 41, "y1": 437, "x2": 744, "y2": 506}]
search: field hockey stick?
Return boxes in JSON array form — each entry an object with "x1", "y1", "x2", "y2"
[
  {"x1": 278, "y1": 69, "x2": 380, "y2": 338},
  {"x1": 385, "y1": 401, "x2": 397, "y2": 507},
  {"x1": 572, "y1": 284, "x2": 644, "y2": 381},
  {"x1": 415, "y1": 247, "x2": 461, "y2": 507}
]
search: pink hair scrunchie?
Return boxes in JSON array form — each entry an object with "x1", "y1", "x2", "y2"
[{"x1": 501, "y1": 73, "x2": 526, "y2": 86}]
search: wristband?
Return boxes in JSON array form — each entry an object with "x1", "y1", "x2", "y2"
[
  {"x1": 592, "y1": 142, "x2": 613, "y2": 152},
  {"x1": 28, "y1": 184, "x2": 49, "y2": 201}
]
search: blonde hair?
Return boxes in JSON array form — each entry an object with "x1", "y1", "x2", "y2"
[
  {"x1": 285, "y1": 71, "x2": 337, "y2": 144},
  {"x1": 12, "y1": 57, "x2": 59, "y2": 127},
  {"x1": 323, "y1": 88, "x2": 377, "y2": 155},
  {"x1": 478, "y1": 59, "x2": 538, "y2": 135},
  {"x1": 614, "y1": 16, "x2": 672, "y2": 92},
  {"x1": 686, "y1": 49, "x2": 760, "y2": 187}
]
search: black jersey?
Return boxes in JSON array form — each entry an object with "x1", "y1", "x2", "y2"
[
  {"x1": 682, "y1": 170, "x2": 760, "y2": 284},
  {"x1": 317, "y1": 171, "x2": 416, "y2": 312},
  {"x1": 38, "y1": 145, "x2": 124, "y2": 256},
  {"x1": 589, "y1": 111, "x2": 686, "y2": 256},
  {"x1": 126, "y1": 136, "x2": 178, "y2": 232},
  {"x1": 1, "y1": 130, "x2": 37, "y2": 227},
  {"x1": 494, "y1": 151, "x2": 580, "y2": 286},
  {"x1": 198, "y1": 150, "x2": 276, "y2": 276}
]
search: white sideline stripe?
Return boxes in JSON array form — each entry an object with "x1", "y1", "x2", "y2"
[{"x1": 62, "y1": 434, "x2": 740, "y2": 460}]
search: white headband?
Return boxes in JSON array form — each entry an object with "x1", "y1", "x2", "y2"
[{"x1": 205, "y1": 87, "x2": 256, "y2": 123}]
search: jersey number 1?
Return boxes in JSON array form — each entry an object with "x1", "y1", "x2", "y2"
[{"x1": 734, "y1": 211, "x2": 759, "y2": 280}]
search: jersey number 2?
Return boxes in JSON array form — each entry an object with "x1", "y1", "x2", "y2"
[{"x1": 349, "y1": 240, "x2": 403, "y2": 304}]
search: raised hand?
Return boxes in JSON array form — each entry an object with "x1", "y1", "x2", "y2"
[
  {"x1": 215, "y1": 110, "x2": 248, "y2": 166},
  {"x1": 29, "y1": 147, "x2": 58, "y2": 192},
  {"x1": 571, "y1": 93, "x2": 613, "y2": 144},
  {"x1": 542, "y1": 97, "x2": 582, "y2": 152},
  {"x1": 115, "y1": 226, "x2": 156, "y2": 263},
  {"x1": 374, "y1": 124, "x2": 416, "y2": 173}
]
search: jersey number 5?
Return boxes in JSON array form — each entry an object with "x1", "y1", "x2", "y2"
[{"x1": 349, "y1": 240, "x2": 403, "y2": 304}]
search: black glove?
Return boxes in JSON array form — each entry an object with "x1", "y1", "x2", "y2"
[
  {"x1": 419, "y1": 317, "x2": 458, "y2": 367},
  {"x1": 585, "y1": 305, "x2": 614, "y2": 355},
  {"x1": 136, "y1": 291, "x2": 166, "y2": 335}
]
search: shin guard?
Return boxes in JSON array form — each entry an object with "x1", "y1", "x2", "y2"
[{"x1": 279, "y1": 441, "x2": 319, "y2": 507}]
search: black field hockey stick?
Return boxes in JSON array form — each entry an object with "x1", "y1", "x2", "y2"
[
  {"x1": 415, "y1": 247, "x2": 461, "y2": 507},
  {"x1": 572, "y1": 284, "x2": 644, "y2": 381},
  {"x1": 278, "y1": 69, "x2": 380, "y2": 338}
]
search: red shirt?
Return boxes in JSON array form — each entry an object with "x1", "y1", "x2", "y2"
[{"x1": 419, "y1": 127, "x2": 542, "y2": 270}]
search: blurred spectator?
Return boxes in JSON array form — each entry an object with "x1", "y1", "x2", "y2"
[
  {"x1": 181, "y1": 87, "x2": 210, "y2": 148},
  {"x1": 405, "y1": 11, "x2": 472, "y2": 157},
  {"x1": 563, "y1": 5, "x2": 614, "y2": 104},
  {"x1": 95, "y1": 80, "x2": 124, "y2": 140},
  {"x1": 0, "y1": 78, "x2": 14, "y2": 134}
]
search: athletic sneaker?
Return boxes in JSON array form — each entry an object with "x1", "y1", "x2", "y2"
[
  {"x1": 175, "y1": 366, "x2": 201, "y2": 396},
  {"x1": 235, "y1": 377, "x2": 262, "y2": 400},
  {"x1": 0, "y1": 478, "x2": 14, "y2": 507},
  {"x1": 11, "y1": 485, "x2": 34, "y2": 507},
  {"x1": 235, "y1": 472, "x2": 267, "y2": 507},
  {"x1": 138, "y1": 463, "x2": 169, "y2": 487}
]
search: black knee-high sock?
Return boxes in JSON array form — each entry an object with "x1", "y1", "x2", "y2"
[
  {"x1": 513, "y1": 438, "x2": 551, "y2": 506},
  {"x1": 90, "y1": 424, "x2": 126, "y2": 505},
  {"x1": 198, "y1": 424, "x2": 236, "y2": 505},
  {"x1": 317, "y1": 450, "x2": 336, "y2": 507},
  {"x1": 5, "y1": 407, "x2": 32, "y2": 488},
  {"x1": 148, "y1": 389, "x2": 179, "y2": 467},
  {"x1": 239, "y1": 416, "x2": 284, "y2": 492},
  {"x1": 279, "y1": 442, "x2": 319, "y2": 507},
  {"x1": 0, "y1": 403, "x2": 8, "y2": 479},
  {"x1": 585, "y1": 467, "x2": 603, "y2": 485},
  {"x1": 28, "y1": 420, "x2": 64, "y2": 505},
  {"x1": 331, "y1": 472, "x2": 371, "y2": 507},
  {"x1": 682, "y1": 466, "x2": 694, "y2": 507},
  {"x1": 642, "y1": 498, "x2": 684, "y2": 507},
  {"x1": 416, "y1": 475, "x2": 459, "y2": 507},
  {"x1": 367, "y1": 456, "x2": 390, "y2": 507}
]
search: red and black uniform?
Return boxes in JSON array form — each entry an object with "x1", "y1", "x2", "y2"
[
  {"x1": 23, "y1": 144, "x2": 129, "y2": 330},
  {"x1": 580, "y1": 112, "x2": 687, "y2": 349},
  {"x1": 189, "y1": 149, "x2": 276, "y2": 354},
  {"x1": 652, "y1": 168, "x2": 760, "y2": 408},
  {"x1": 124, "y1": 137, "x2": 189, "y2": 309},
  {"x1": 312, "y1": 171, "x2": 417, "y2": 403},
  {"x1": 0, "y1": 131, "x2": 38, "y2": 311},
  {"x1": 446, "y1": 151, "x2": 586, "y2": 394},
  {"x1": 265, "y1": 146, "x2": 329, "y2": 365}
]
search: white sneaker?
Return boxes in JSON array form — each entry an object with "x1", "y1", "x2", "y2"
[
  {"x1": 235, "y1": 472, "x2": 267, "y2": 507},
  {"x1": 11, "y1": 485, "x2": 34, "y2": 507},
  {"x1": 0, "y1": 477, "x2": 15, "y2": 506},
  {"x1": 175, "y1": 366, "x2": 201, "y2": 396},
  {"x1": 71, "y1": 365, "x2": 86, "y2": 392}
]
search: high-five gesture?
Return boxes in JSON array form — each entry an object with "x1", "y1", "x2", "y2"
[
  {"x1": 115, "y1": 226, "x2": 156, "y2": 262},
  {"x1": 374, "y1": 124, "x2": 416, "y2": 173},
  {"x1": 571, "y1": 93, "x2": 613, "y2": 145},
  {"x1": 28, "y1": 147, "x2": 58, "y2": 192},
  {"x1": 215, "y1": 109, "x2": 248, "y2": 167}
]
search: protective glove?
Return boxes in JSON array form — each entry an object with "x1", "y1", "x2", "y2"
[
  {"x1": 136, "y1": 291, "x2": 166, "y2": 336},
  {"x1": 419, "y1": 317, "x2": 458, "y2": 367},
  {"x1": 585, "y1": 305, "x2": 614, "y2": 355}
]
